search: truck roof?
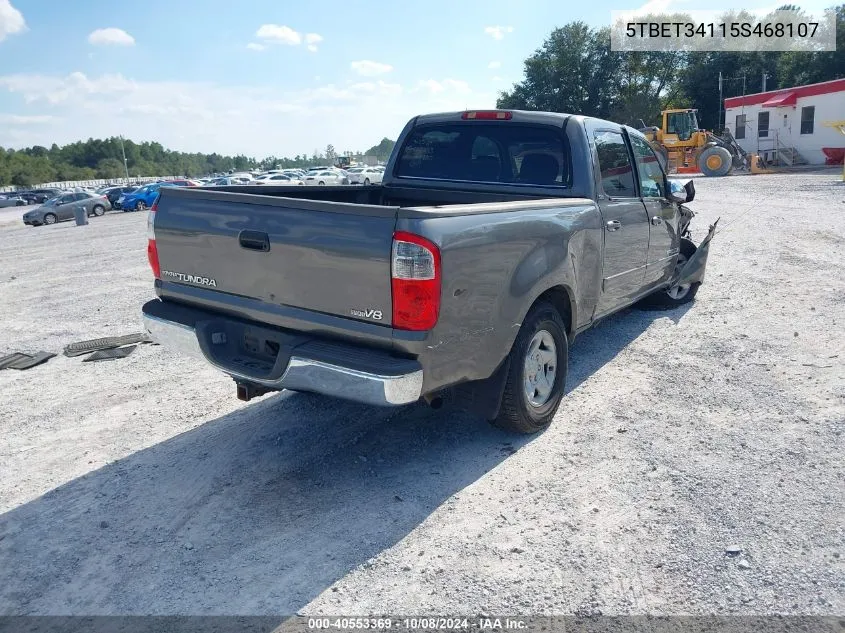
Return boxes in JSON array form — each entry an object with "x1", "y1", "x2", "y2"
[{"x1": 413, "y1": 109, "x2": 574, "y2": 127}]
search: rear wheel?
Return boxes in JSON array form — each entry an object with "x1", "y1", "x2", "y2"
[
  {"x1": 364, "y1": 178, "x2": 370, "y2": 186},
  {"x1": 43, "y1": 213, "x2": 57, "y2": 225},
  {"x1": 135, "y1": 200, "x2": 146, "y2": 212},
  {"x1": 698, "y1": 146, "x2": 732, "y2": 177},
  {"x1": 493, "y1": 301, "x2": 568, "y2": 434},
  {"x1": 92, "y1": 204, "x2": 105, "y2": 217},
  {"x1": 318, "y1": 181, "x2": 325, "y2": 186}
]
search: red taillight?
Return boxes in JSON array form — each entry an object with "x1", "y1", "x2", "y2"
[
  {"x1": 391, "y1": 231, "x2": 440, "y2": 331},
  {"x1": 462, "y1": 110, "x2": 512, "y2": 120},
  {"x1": 146, "y1": 202, "x2": 160, "y2": 279}
]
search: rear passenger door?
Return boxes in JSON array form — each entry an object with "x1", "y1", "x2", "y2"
[
  {"x1": 75, "y1": 193, "x2": 92, "y2": 215},
  {"x1": 629, "y1": 133, "x2": 679, "y2": 288},
  {"x1": 591, "y1": 128, "x2": 651, "y2": 317}
]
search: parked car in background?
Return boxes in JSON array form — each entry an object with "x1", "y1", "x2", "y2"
[
  {"x1": 162, "y1": 179, "x2": 201, "y2": 187},
  {"x1": 347, "y1": 166, "x2": 384, "y2": 185},
  {"x1": 0, "y1": 194, "x2": 26, "y2": 208},
  {"x1": 22, "y1": 191, "x2": 111, "y2": 226},
  {"x1": 118, "y1": 182, "x2": 178, "y2": 212},
  {"x1": 302, "y1": 170, "x2": 347, "y2": 186},
  {"x1": 18, "y1": 188, "x2": 61, "y2": 204},
  {"x1": 101, "y1": 186, "x2": 138, "y2": 209},
  {"x1": 254, "y1": 174, "x2": 305, "y2": 186},
  {"x1": 208, "y1": 176, "x2": 251, "y2": 186}
]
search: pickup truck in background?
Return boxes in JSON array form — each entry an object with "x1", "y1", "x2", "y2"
[{"x1": 142, "y1": 110, "x2": 715, "y2": 434}]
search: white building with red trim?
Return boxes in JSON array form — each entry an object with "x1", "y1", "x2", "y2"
[{"x1": 723, "y1": 78, "x2": 845, "y2": 166}]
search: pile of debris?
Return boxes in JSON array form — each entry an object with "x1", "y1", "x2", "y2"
[{"x1": 0, "y1": 333, "x2": 154, "y2": 371}]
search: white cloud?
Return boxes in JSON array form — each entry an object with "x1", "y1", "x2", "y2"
[
  {"x1": 256, "y1": 24, "x2": 301, "y2": 45},
  {"x1": 305, "y1": 33, "x2": 322, "y2": 52},
  {"x1": 246, "y1": 42, "x2": 265, "y2": 51},
  {"x1": 88, "y1": 27, "x2": 135, "y2": 46},
  {"x1": 492, "y1": 76, "x2": 503, "y2": 82},
  {"x1": 0, "y1": 114, "x2": 54, "y2": 124},
  {"x1": 416, "y1": 79, "x2": 471, "y2": 95},
  {"x1": 0, "y1": 0, "x2": 24, "y2": 42},
  {"x1": 350, "y1": 60, "x2": 393, "y2": 77},
  {"x1": 0, "y1": 71, "x2": 494, "y2": 158},
  {"x1": 484, "y1": 25, "x2": 514, "y2": 40},
  {"x1": 487, "y1": 61, "x2": 501, "y2": 69}
]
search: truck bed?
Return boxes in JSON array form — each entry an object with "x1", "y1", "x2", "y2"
[{"x1": 195, "y1": 182, "x2": 564, "y2": 217}]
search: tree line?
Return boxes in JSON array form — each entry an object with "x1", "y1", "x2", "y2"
[
  {"x1": 498, "y1": 4, "x2": 844, "y2": 130},
  {"x1": 0, "y1": 137, "x2": 397, "y2": 188}
]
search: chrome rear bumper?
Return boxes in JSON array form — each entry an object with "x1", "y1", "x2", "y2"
[{"x1": 142, "y1": 313, "x2": 423, "y2": 406}]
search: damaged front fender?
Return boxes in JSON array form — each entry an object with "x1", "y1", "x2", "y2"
[{"x1": 673, "y1": 218, "x2": 719, "y2": 287}]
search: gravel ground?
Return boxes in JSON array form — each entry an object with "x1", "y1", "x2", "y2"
[{"x1": 0, "y1": 172, "x2": 842, "y2": 617}]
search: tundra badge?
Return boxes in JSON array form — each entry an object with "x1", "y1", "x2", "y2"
[{"x1": 161, "y1": 270, "x2": 218, "y2": 287}]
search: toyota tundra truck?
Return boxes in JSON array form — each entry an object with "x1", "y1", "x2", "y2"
[{"x1": 141, "y1": 110, "x2": 714, "y2": 434}]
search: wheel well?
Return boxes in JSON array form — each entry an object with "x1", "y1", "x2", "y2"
[{"x1": 534, "y1": 286, "x2": 573, "y2": 336}]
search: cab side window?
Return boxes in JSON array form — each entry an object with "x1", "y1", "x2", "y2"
[
  {"x1": 594, "y1": 131, "x2": 636, "y2": 197},
  {"x1": 629, "y1": 135, "x2": 666, "y2": 198}
]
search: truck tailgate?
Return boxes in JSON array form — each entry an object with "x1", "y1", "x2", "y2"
[{"x1": 153, "y1": 188, "x2": 398, "y2": 326}]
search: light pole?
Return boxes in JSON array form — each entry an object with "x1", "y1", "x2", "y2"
[{"x1": 119, "y1": 135, "x2": 130, "y2": 181}]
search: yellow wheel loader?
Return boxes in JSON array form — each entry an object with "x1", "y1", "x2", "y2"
[{"x1": 639, "y1": 109, "x2": 749, "y2": 177}]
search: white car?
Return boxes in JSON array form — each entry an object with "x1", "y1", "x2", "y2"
[
  {"x1": 254, "y1": 173, "x2": 304, "y2": 186},
  {"x1": 302, "y1": 170, "x2": 347, "y2": 186},
  {"x1": 347, "y1": 167, "x2": 384, "y2": 185}
]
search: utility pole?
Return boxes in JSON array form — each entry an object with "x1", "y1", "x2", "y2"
[
  {"x1": 762, "y1": 72, "x2": 769, "y2": 92},
  {"x1": 718, "y1": 72, "x2": 723, "y2": 131},
  {"x1": 119, "y1": 135, "x2": 130, "y2": 181}
]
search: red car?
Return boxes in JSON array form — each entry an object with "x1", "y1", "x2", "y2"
[{"x1": 162, "y1": 179, "x2": 201, "y2": 187}]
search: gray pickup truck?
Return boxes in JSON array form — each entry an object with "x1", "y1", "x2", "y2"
[{"x1": 142, "y1": 110, "x2": 714, "y2": 434}]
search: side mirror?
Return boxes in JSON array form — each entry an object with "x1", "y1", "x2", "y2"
[
  {"x1": 669, "y1": 188, "x2": 687, "y2": 203},
  {"x1": 667, "y1": 178, "x2": 695, "y2": 203}
]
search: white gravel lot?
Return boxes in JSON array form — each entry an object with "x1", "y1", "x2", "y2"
[{"x1": 0, "y1": 172, "x2": 842, "y2": 617}]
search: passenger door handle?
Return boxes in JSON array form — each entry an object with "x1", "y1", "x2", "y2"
[
  {"x1": 606, "y1": 220, "x2": 621, "y2": 232},
  {"x1": 651, "y1": 216, "x2": 663, "y2": 225},
  {"x1": 238, "y1": 230, "x2": 270, "y2": 252}
]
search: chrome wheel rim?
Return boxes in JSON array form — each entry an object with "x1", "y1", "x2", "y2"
[
  {"x1": 667, "y1": 253, "x2": 691, "y2": 300},
  {"x1": 523, "y1": 329, "x2": 557, "y2": 407},
  {"x1": 44, "y1": 214, "x2": 56, "y2": 224}
]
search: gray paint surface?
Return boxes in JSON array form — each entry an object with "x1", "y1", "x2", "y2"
[{"x1": 151, "y1": 110, "x2": 707, "y2": 397}]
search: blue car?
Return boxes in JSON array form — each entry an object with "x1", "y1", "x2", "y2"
[{"x1": 118, "y1": 182, "x2": 178, "y2": 212}]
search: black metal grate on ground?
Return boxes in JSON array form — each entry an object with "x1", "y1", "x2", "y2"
[{"x1": 63, "y1": 333, "x2": 151, "y2": 357}]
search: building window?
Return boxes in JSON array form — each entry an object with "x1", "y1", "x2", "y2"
[
  {"x1": 758, "y1": 111, "x2": 770, "y2": 138},
  {"x1": 801, "y1": 106, "x2": 815, "y2": 135},
  {"x1": 735, "y1": 114, "x2": 746, "y2": 139}
]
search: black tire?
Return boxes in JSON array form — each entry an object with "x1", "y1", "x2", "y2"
[
  {"x1": 698, "y1": 146, "x2": 733, "y2": 177},
  {"x1": 15, "y1": 200, "x2": 24, "y2": 207},
  {"x1": 318, "y1": 181, "x2": 325, "y2": 186},
  {"x1": 638, "y1": 238, "x2": 700, "y2": 310},
  {"x1": 135, "y1": 200, "x2": 146, "y2": 212},
  {"x1": 43, "y1": 213, "x2": 57, "y2": 225},
  {"x1": 364, "y1": 178, "x2": 370, "y2": 186},
  {"x1": 92, "y1": 204, "x2": 106, "y2": 217},
  {"x1": 492, "y1": 301, "x2": 569, "y2": 434}
]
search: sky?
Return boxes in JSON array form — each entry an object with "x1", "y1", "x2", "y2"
[{"x1": 0, "y1": 0, "x2": 834, "y2": 158}]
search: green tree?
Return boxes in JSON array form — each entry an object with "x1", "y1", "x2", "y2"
[
  {"x1": 365, "y1": 138, "x2": 395, "y2": 161},
  {"x1": 96, "y1": 158, "x2": 126, "y2": 179}
]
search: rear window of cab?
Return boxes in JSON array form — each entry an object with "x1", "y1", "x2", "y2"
[{"x1": 395, "y1": 122, "x2": 571, "y2": 187}]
